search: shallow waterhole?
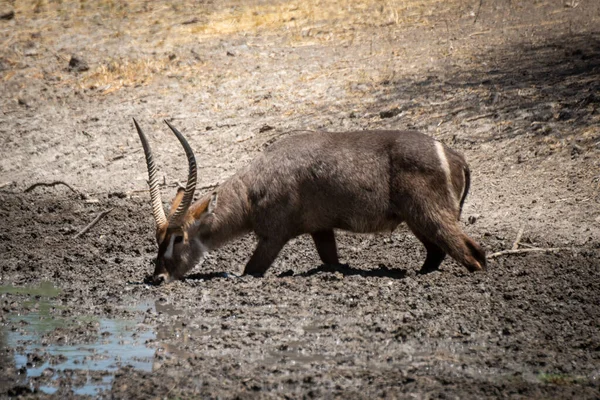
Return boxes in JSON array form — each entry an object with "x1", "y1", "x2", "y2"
[
  {"x1": 1, "y1": 281, "x2": 356, "y2": 395},
  {"x1": 1, "y1": 282, "x2": 157, "y2": 396}
]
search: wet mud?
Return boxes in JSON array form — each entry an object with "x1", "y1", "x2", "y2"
[{"x1": 1, "y1": 193, "x2": 599, "y2": 398}]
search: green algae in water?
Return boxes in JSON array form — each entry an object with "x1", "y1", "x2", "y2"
[
  {"x1": 0, "y1": 280, "x2": 61, "y2": 297},
  {"x1": 1, "y1": 282, "x2": 156, "y2": 396}
]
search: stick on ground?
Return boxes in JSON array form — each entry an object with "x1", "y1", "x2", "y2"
[
  {"x1": 25, "y1": 181, "x2": 79, "y2": 195},
  {"x1": 488, "y1": 247, "x2": 569, "y2": 259},
  {"x1": 0, "y1": 181, "x2": 13, "y2": 190},
  {"x1": 74, "y1": 208, "x2": 114, "y2": 239},
  {"x1": 512, "y1": 227, "x2": 525, "y2": 250},
  {"x1": 465, "y1": 112, "x2": 497, "y2": 122}
]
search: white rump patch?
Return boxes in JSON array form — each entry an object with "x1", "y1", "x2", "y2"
[{"x1": 434, "y1": 141, "x2": 458, "y2": 208}]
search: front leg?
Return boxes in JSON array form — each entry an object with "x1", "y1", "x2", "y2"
[
  {"x1": 311, "y1": 229, "x2": 339, "y2": 265},
  {"x1": 243, "y1": 237, "x2": 287, "y2": 277}
]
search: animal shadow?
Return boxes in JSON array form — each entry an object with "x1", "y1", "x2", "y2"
[
  {"x1": 141, "y1": 271, "x2": 231, "y2": 285},
  {"x1": 281, "y1": 263, "x2": 408, "y2": 280},
  {"x1": 141, "y1": 265, "x2": 408, "y2": 285},
  {"x1": 184, "y1": 271, "x2": 233, "y2": 281}
]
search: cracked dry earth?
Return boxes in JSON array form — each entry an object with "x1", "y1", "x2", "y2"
[{"x1": 1, "y1": 0, "x2": 600, "y2": 398}]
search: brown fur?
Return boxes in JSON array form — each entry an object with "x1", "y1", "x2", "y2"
[{"x1": 150, "y1": 129, "x2": 486, "y2": 283}]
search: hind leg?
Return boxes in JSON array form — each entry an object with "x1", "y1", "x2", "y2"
[
  {"x1": 410, "y1": 230, "x2": 447, "y2": 274},
  {"x1": 311, "y1": 229, "x2": 339, "y2": 265},
  {"x1": 407, "y1": 212, "x2": 486, "y2": 273}
]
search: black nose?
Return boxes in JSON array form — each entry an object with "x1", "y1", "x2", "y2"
[{"x1": 153, "y1": 274, "x2": 166, "y2": 285}]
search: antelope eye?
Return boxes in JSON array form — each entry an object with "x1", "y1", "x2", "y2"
[{"x1": 174, "y1": 235, "x2": 183, "y2": 244}]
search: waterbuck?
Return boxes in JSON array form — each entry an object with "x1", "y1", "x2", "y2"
[{"x1": 133, "y1": 119, "x2": 486, "y2": 284}]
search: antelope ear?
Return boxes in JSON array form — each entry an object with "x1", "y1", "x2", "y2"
[
  {"x1": 191, "y1": 197, "x2": 210, "y2": 219},
  {"x1": 190, "y1": 192, "x2": 218, "y2": 219},
  {"x1": 167, "y1": 187, "x2": 185, "y2": 219},
  {"x1": 208, "y1": 192, "x2": 218, "y2": 214}
]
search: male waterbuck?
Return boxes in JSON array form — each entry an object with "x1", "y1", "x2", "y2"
[{"x1": 134, "y1": 119, "x2": 486, "y2": 284}]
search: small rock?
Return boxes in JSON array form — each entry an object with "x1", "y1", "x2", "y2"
[
  {"x1": 571, "y1": 143, "x2": 583, "y2": 157},
  {"x1": 182, "y1": 17, "x2": 200, "y2": 25},
  {"x1": 50, "y1": 354, "x2": 68, "y2": 365},
  {"x1": 259, "y1": 124, "x2": 274, "y2": 133},
  {"x1": 530, "y1": 108, "x2": 553, "y2": 122},
  {"x1": 68, "y1": 55, "x2": 89, "y2": 72},
  {"x1": 556, "y1": 110, "x2": 572, "y2": 121},
  {"x1": 533, "y1": 125, "x2": 552, "y2": 136},
  {"x1": 380, "y1": 107, "x2": 401, "y2": 119},
  {"x1": 8, "y1": 386, "x2": 32, "y2": 396},
  {"x1": 0, "y1": 10, "x2": 15, "y2": 20},
  {"x1": 108, "y1": 191, "x2": 127, "y2": 198},
  {"x1": 251, "y1": 384, "x2": 261, "y2": 391}
]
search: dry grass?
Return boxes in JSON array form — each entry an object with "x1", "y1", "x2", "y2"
[
  {"x1": 13, "y1": 0, "x2": 449, "y2": 35},
  {"x1": 79, "y1": 57, "x2": 206, "y2": 94},
  {"x1": 7, "y1": 0, "x2": 454, "y2": 52},
  {"x1": 80, "y1": 58, "x2": 164, "y2": 94},
  {"x1": 190, "y1": 0, "x2": 448, "y2": 39},
  {"x1": 2, "y1": 0, "x2": 454, "y2": 93}
]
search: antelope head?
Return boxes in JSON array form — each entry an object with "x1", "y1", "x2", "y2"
[{"x1": 134, "y1": 119, "x2": 213, "y2": 284}]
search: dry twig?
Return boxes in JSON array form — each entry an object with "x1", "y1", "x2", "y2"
[
  {"x1": 25, "y1": 181, "x2": 79, "y2": 195},
  {"x1": 110, "y1": 154, "x2": 126, "y2": 162},
  {"x1": 512, "y1": 227, "x2": 524, "y2": 250},
  {"x1": 465, "y1": 112, "x2": 497, "y2": 122},
  {"x1": 490, "y1": 227, "x2": 572, "y2": 258},
  {"x1": 474, "y1": 0, "x2": 484, "y2": 24},
  {"x1": 488, "y1": 247, "x2": 569, "y2": 259},
  {"x1": 74, "y1": 208, "x2": 114, "y2": 239}
]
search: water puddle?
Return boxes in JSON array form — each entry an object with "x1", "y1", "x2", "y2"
[{"x1": 1, "y1": 282, "x2": 156, "y2": 396}]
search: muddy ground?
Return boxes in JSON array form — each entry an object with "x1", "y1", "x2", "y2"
[{"x1": 1, "y1": 0, "x2": 600, "y2": 398}]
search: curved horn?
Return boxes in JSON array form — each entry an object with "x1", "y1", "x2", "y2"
[
  {"x1": 133, "y1": 118, "x2": 168, "y2": 229},
  {"x1": 164, "y1": 120, "x2": 197, "y2": 225}
]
